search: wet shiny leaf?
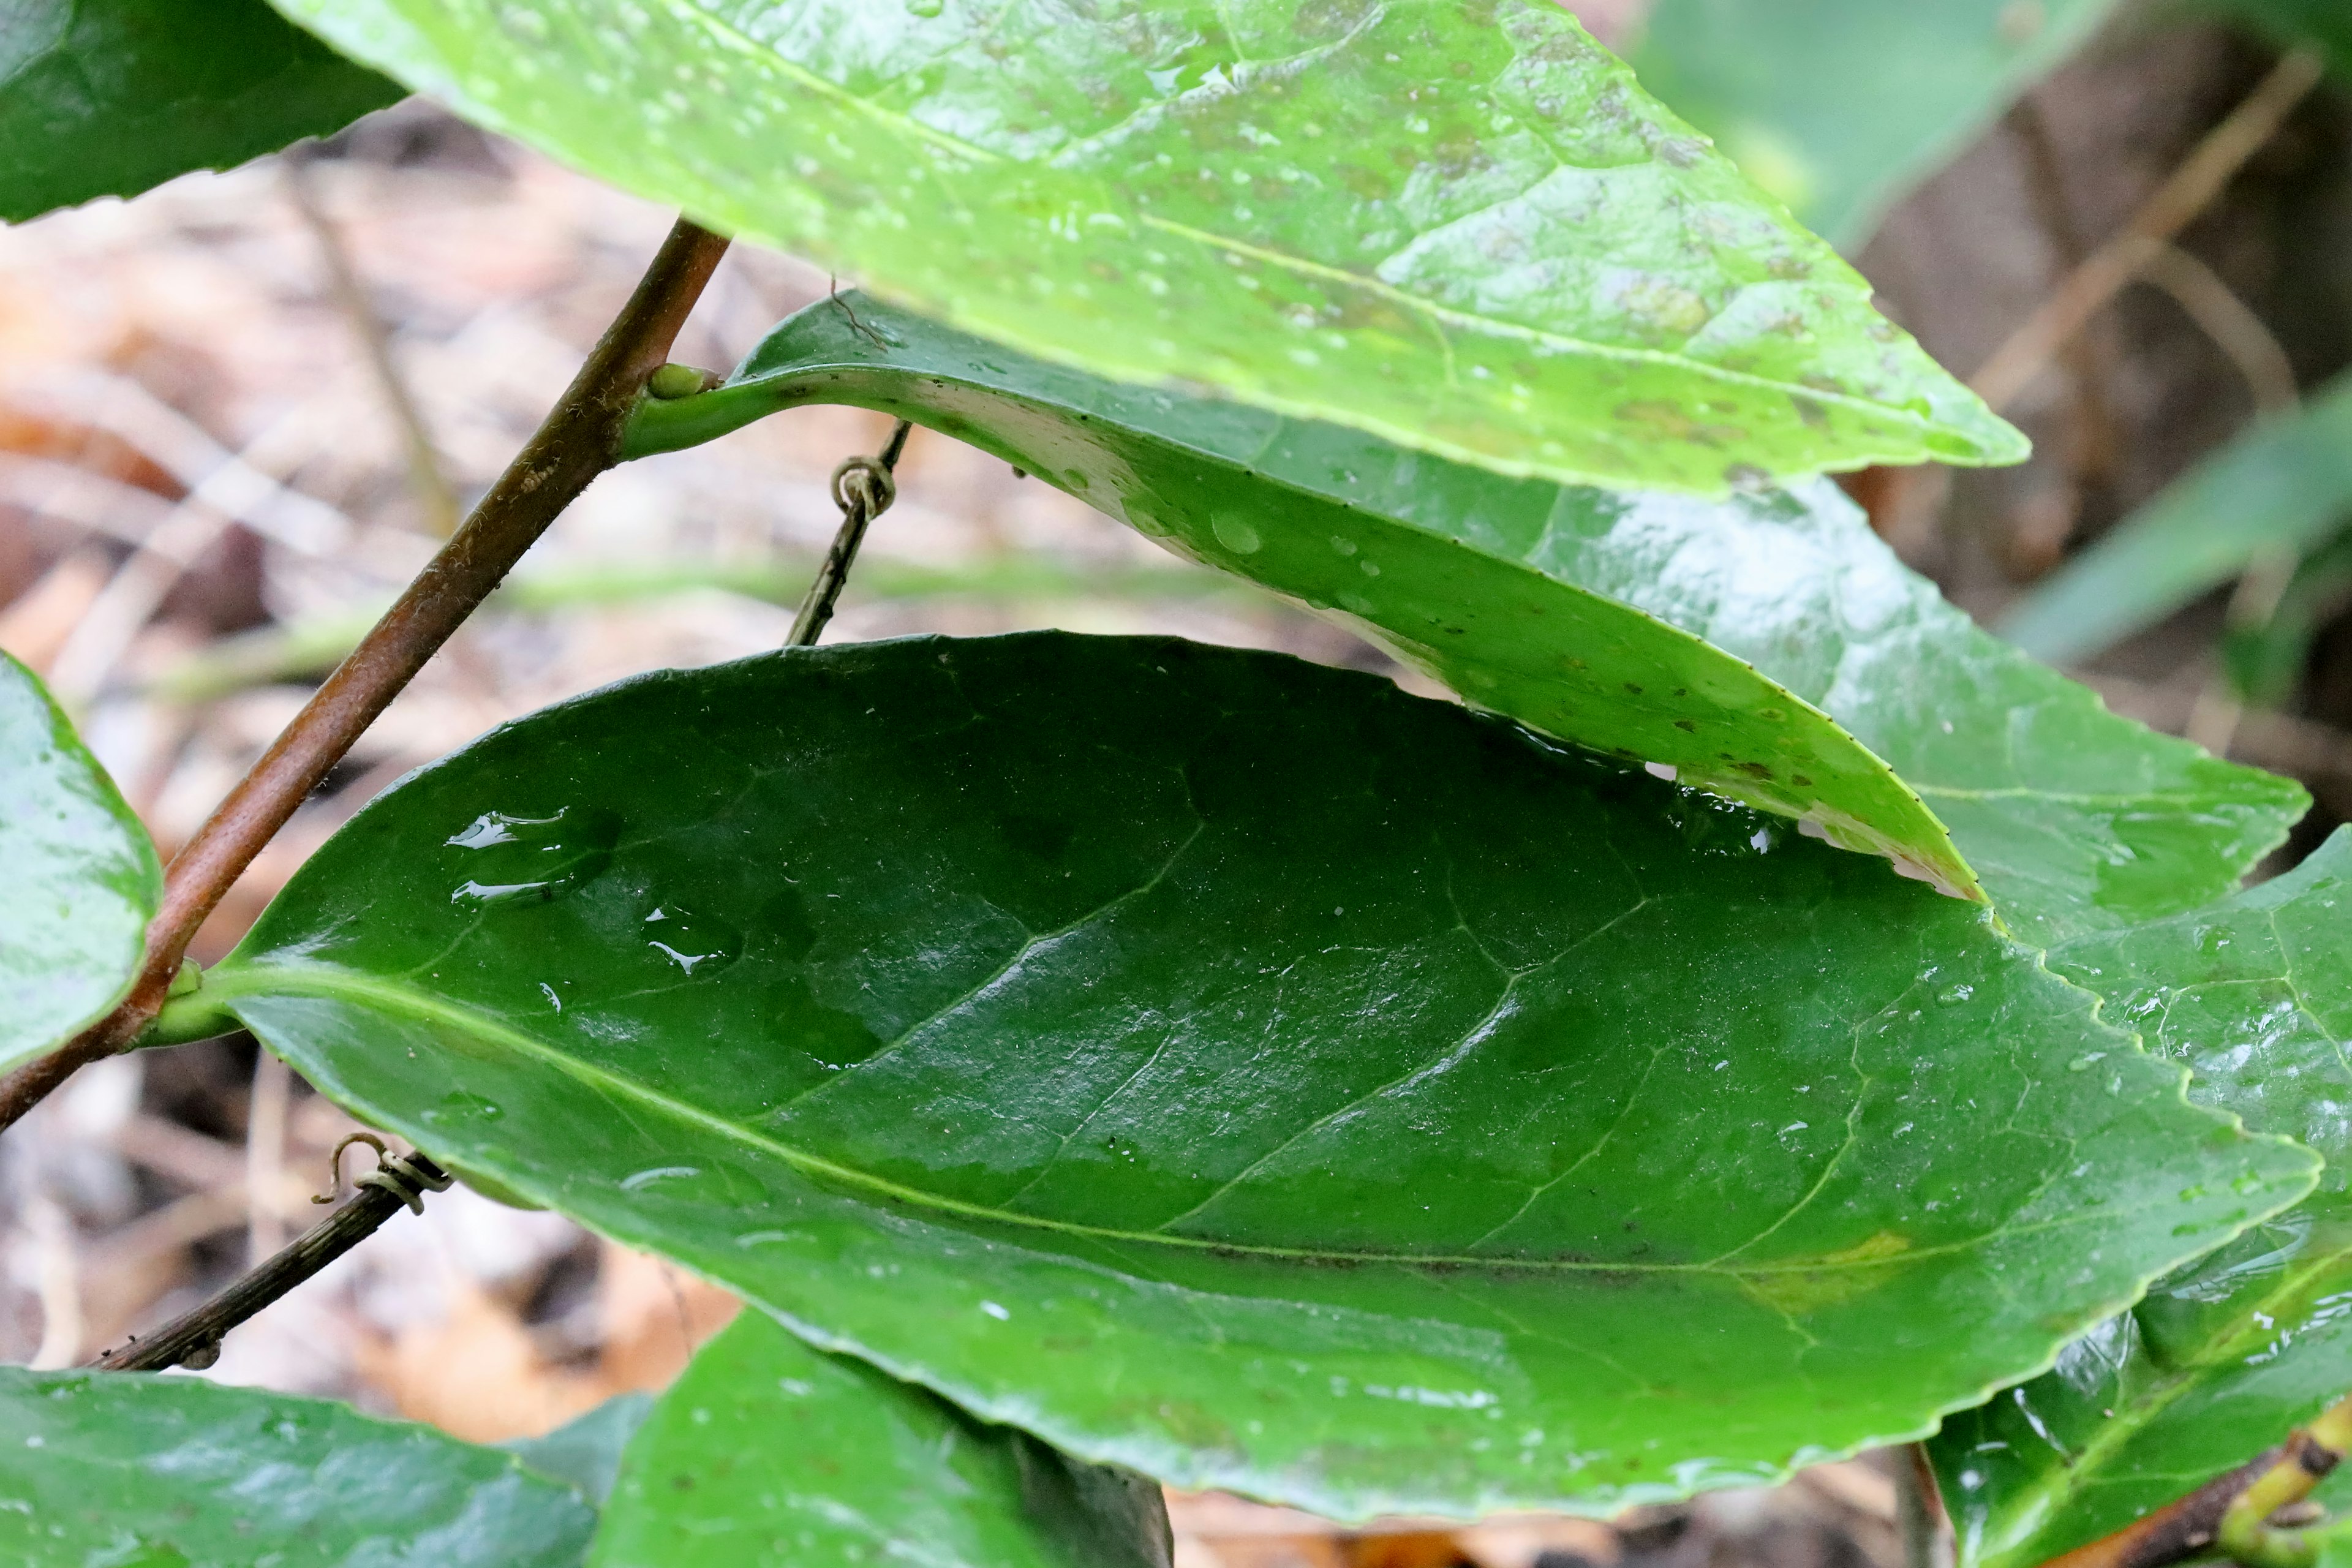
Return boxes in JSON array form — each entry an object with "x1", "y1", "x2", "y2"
[
  {"x1": 1932, "y1": 831, "x2": 2352, "y2": 1568},
  {"x1": 0, "y1": 0, "x2": 402, "y2": 222},
  {"x1": 627, "y1": 294, "x2": 2305, "y2": 940},
  {"x1": 1627, "y1": 0, "x2": 2122, "y2": 247},
  {"x1": 205, "y1": 633, "x2": 2311, "y2": 1519},
  {"x1": 593, "y1": 1310, "x2": 1172, "y2": 1568},
  {"x1": 0, "y1": 1365, "x2": 598, "y2": 1565},
  {"x1": 0, "y1": 651, "x2": 161, "y2": 1074},
  {"x1": 269, "y1": 0, "x2": 2023, "y2": 493},
  {"x1": 2000, "y1": 377, "x2": 2352, "y2": 666}
]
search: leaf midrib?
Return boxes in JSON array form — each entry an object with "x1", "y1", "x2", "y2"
[
  {"x1": 221, "y1": 960, "x2": 2167, "y2": 1281},
  {"x1": 644, "y1": 0, "x2": 1950, "y2": 433}
]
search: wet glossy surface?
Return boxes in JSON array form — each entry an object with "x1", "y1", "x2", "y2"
[
  {"x1": 630, "y1": 295, "x2": 2306, "y2": 941},
  {"x1": 1630, "y1": 0, "x2": 2119, "y2": 247},
  {"x1": 210, "y1": 635, "x2": 2313, "y2": 1519},
  {"x1": 0, "y1": 652, "x2": 161, "y2": 1073},
  {"x1": 0, "y1": 1365, "x2": 597, "y2": 1566},
  {"x1": 274, "y1": 0, "x2": 2022, "y2": 493},
  {"x1": 1932, "y1": 832, "x2": 2352, "y2": 1568},
  {"x1": 594, "y1": 1309, "x2": 1170, "y2": 1568},
  {"x1": 0, "y1": 0, "x2": 401, "y2": 221}
]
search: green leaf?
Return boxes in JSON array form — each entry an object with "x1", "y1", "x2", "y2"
[
  {"x1": 0, "y1": 0, "x2": 403, "y2": 223},
  {"x1": 1931, "y1": 831, "x2": 2352, "y2": 1568},
  {"x1": 2000, "y1": 377, "x2": 2352, "y2": 666},
  {"x1": 2197, "y1": 0, "x2": 2352, "y2": 81},
  {"x1": 627, "y1": 292, "x2": 2307, "y2": 941},
  {"x1": 0, "y1": 1365, "x2": 598, "y2": 1565},
  {"x1": 2222, "y1": 531, "x2": 2352, "y2": 707},
  {"x1": 201, "y1": 633, "x2": 2310, "y2": 1519},
  {"x1": 1628, "y1": 0, "x2": 2122, "y2": 248},
  {"x1": 266, "y1": 0, "x2": 2022, "y2": 495},
  {"x1": 593, "y1": 1310, "x2": 1172, "y2": 1568},
  {"x1": 503, "y1": 1393, "x2": 654, "y2": 1508},
  {"x1": 1, "y1": 651, "x2": 162, "y2": 1074}
]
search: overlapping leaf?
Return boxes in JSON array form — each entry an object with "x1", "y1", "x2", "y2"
[
  {"x1": 0, "y1": 652, "x2": 161, "y2": 1073},
  {"x1": 628, "y1": 293, "x2": 2307, "y2": 940},
  {"x1": 266, "y1": 0, "x2": 2023, "y2": 494},
  {"x1": 1932, "y1": 832, "x2": 2352, "y2": 1568},
  {"x1": 594, "y1": 1310, "x2": 1171, "y2": 1568},
  {"x1": 2002, "y1": 377, "x2": 2352, "y2": 666},
  {"x1": 0, "y1": 0, "x2": 402, "y2": 223},
  {"x1": 192, "y1": 633, "x2": 2311, "y2": 1520},
  {"x1": 0, "y1": 1366, "x2": 597, "y2": 1565},
  {"x1": 1628, "y1": 0, "x2": 2123, "y2": 247}
]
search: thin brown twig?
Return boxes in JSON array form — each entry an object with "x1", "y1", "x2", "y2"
[
  {"x1": 1972, "y1": 50, "x2": 2325, "y2": 412},
  {"x1": 284, "y1": 147, "x2": 464, "y2": 539},
  {"x1": 2138, "y1": 244, "x2": 2302, "y2": 416},
  {"x1": 91, "y1": 1150, "x2": 451, "y2": 1373},
  {"x1": 788, "y1": 418, "x2": 914, "y2": 647},
  {"x1": 0, "y1": 216, "x2": 730, "y2": 1136}
]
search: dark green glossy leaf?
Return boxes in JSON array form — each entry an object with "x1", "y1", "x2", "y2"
[
  {"x1": 627, "y1": 293, "x2": 2307, "y2": 942},
  {"x1": 0, "y1": 1365, "x2": 598, "y2": 1566},
  {"x1": 2000, "y1": 377, "x2": 2352, "y2": 666},
  {"x1": 503, "y1": 1392, "x2": 654, "y2": 1508},
  {"x1": 203, "y1": 633, "x2": 2311, "y2": 1519},
  {"x1": 1932, "y1": 831, "x2": 2352, "y2": 1568},
  {"x1": 1628, "y1": 0, "x2": 2121, "y2": 247},
  {"x1": 267, "y1": 0, "x2": 2022, "y2": 494},
  {"x1": 0, "y1": 0, "x2": 402, "y2": 223},
  {"x1": 0, "y1": 651, "x2": 161, "y2": 1074},
  {"x1": 593, "y1": 1310, "x2": 1171, "y2": 1568}
]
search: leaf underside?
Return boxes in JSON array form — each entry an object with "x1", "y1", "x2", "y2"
[
  {"x1": 0, "y1": 652, "x2": 162, "y2": 1074},
  {"x1": 209, "y1": 634, "x2": 2311, "y2": 1520},
  {"x1": 1934, "y1": 832, "x2": 2352, "y2": 1568},
  {"x1": 0, "y1": 0, "x2": 403, "y2": 223},
  {"x1": 0, "y1": 1366, "x2": 597, "y2": 1566},
  {"x1": 594, "y1": 1309, "x2": 1172, "y2": 1568},
  {"x1": 627, "y1": 292, "x2": 2306, "y2": 940},
  {"x1": 266, "y1": 0, "x2": 2022, "y2": 494}
]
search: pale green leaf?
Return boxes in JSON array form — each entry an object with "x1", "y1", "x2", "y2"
[{"x1": 266, "y1": 0, "x2": 2024, "y2": 494}]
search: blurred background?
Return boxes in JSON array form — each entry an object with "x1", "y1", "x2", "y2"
[{"x1": 6, "y1": 2, "x2": 2352, "y2": 1564}]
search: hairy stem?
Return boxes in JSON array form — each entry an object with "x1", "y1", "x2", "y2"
[{"x1": 0, "y1": 216, "x2": 730, "y2": 1136}]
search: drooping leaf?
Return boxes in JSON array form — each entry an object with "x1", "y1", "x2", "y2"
[
  {"x1": 265, "y1": 0, "x2": 2023, "y2": 494},
  {"x1": 0, "y1": 0, "x2": 403, "y2": 224},
  {"x1": 200, "y1": 633, "x2": 2310, "y2": 1520},
  {"x1": 0, "y1": 650, "x2": 162, "y2": 1074},
  {"x1": 592, "y1": 1309, "x2": 1172, "y2": 1568},
  {"x1": 1932, "y1": 832, "x2": 2352, "y2": 1568},
  {"x1": 627, "y1": 293, "x2": 2307, "y2": 941},
  {"x1": 503, "y1": 1392, "x2": 654, "y2": 1509},
  {"x1": 0, "y1": 1365, "x2": 598, "y2": 1566},
  {"x1": 2000, "y1": 377, "x2": 2352, "y2": 666},
  {"x1": 1627, "y1": 0, "x2": 2123, "y2": 248}
]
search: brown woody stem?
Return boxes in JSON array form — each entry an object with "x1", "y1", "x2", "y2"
[
  {"x1": 2037, "y1": 1395, "x2": 2352, "y2": 1568},
  {"x1": 0, "y1": 216, "x2": 730, "y2": 1136},
  {"x1": 92, "y1": 1151, "x2": 452, "y2": 1373}
]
